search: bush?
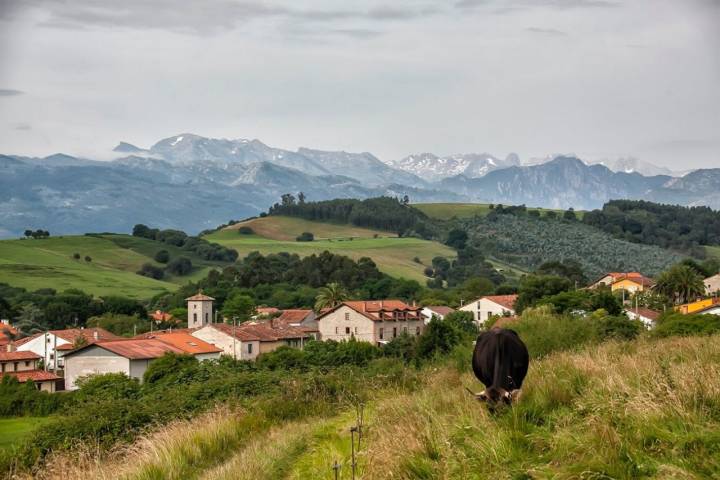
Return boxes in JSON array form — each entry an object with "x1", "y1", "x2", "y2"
[
  {"x1": 154, "y1": 249, "x2": 170, "y2": 263},
  {"x1": 74, "y1": 373, "x2": 141, "y2": 403},
  {"x1": 0, "y1": 376, "x2": 64, "y2": 417},
  {"x1": 510, "y1": 306, "x2": 596, "y2": 358},
  {"x1": 72, "y1": 252, "x2": 80, "y2": 260},
  {"x1": 237, "y1": 226, "x2": 254, "y2": 235},
  {"x1": 593, "y1": 314, "x2": 642, "y2": 340},
  {"x1": 137, "y1": 262, "x2": 165, "y2": 280},
  {"x1": 653, "y1": 313, "x2": 720, "y2": 338},
  {"x1": 84, "y1": 256, "x2": 92, "y2": 262},
  {"x1": 416, "y1": 318, "x2": 462, "y2": 359},
  {"x1": 296, "y1": 232, "x2": 314, "y2": 242},
  {"x1": 166, "y1": 257, "x2": 193, "y2": 276}
]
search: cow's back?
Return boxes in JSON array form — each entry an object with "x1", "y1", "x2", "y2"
[{"x1": 472, "y1": 328, "x2": 529, "y2": 391}]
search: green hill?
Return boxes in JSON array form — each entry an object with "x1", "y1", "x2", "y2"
[
  {"x1": 415, "y1": 202, "x2": 584, "y2": 220},
  {"x1": 0, "y1": 235, "x2": 226, "y2": 299},
  {"x1": 204, "y1": 216, "x2": 456, "y2": 283}
]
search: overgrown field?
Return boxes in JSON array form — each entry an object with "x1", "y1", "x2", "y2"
[
  {"x1": 465, "y1": 214, "x2": 683, "y2": 278},
  {"x1": 0, "y1": 235, "x2": 227, "y2": 298},
  {"x1": 206, "y1": 217, "x2": 456, "y2": 283},
  {"x1": 33, "y1": 335, "x2": 720, "y2": 480},
  {"x1": 0, "y1": 418, "x2": 51, "y2": 452},
  {"x1": 414, "y1": 203, "x2": 583, "y2": 220}
]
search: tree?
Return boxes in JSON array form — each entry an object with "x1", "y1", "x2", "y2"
[
  {"x1": 137, "y1": 263, "x2": 164, "y2": 279},
  {"x1": 237, "y1": 226, "x2": 254, "y2": 235},
  {"x1": 563, "y1": 208, "x2": 577, "y2": 221},
  {"x1": 443, "y1": 311, "x2": 477, "y2": 335},
  {"x1": 166, "y1": 257, "x2": 193, "y2": 276},
  {"x1": 314, "y1": 282, "x2": 348, "y2": 312},
  {"x1": 72, "y1": 253, "x2": 81, "y2": 260},
  {"x1": 515, "y1": 275, "x2": 572, "y2": 313},
  {"x1": 84, "y1": 256, "x2": 92, "y2": 262},
  {"x1": 296, "y1": 232, "x2": 314, "y2": 242},
  {"x1": 14, "y1": 304, "x2": 45, "y2": 335},
  {"x1": 654, "y1": 264, "x2": 705, "y2": 305},
  {"x1": 446, "y1": 229, "x2": 468, "y2": 250},
  {"x1": 416, "y1": 318, "x2": 461, "y2": 359},
  {"x1": 298, "y1": 192, "x2": 306, "y2": 204},
  {"x1": 222, "y1": 293, "x2": 255, "y2": 321},
  {"x1": 23, "y1": 230, "x2": 32, "y2": 238},
  {"x1": 154, "y1": 250, "x2": 170, "y2": 263}
]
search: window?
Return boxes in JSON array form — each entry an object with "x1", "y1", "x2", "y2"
[
  {"x1": 24, "y1": 361, "x2": 30, "y2": 367},
  {"x1": 35, "y1": 383, "x2": 41, "y2": 391},
  {"x1": 403, "y1": 326, "x2": 407, "y2": 334},
  {"x1": 393, "y1": 327, "x2": 397, "y2": 338},
  {"x1": 193, "y1": 313, "x2": 198, "y2": 323},
  {"x1": 13, "y1": 362, "x2": 18, "y2": 371},
  {"x1": 0, "y1": 363, "x2": 4, "y2": 373},
  {"x1": 345, "y1": 327, "x2": 351, "y2": 334},
  {"x1": 335, "y1": 326, "x2": 338, "y2": 334},
  {"x1": 205, "y1": 313, "x2": 209, "y2": 323},
  {"x1": 247, "y1": 343, "x2": 253, "y2": 354},
  {"x1": 416, "y1": 327, "x2": 421, "y2": 335},
  {"x1": 354, "y1": 327, "x2": 358, "y2": 334},
  {"x1": 379, "y1": 328, "x2": 384, "y2": 339},
  {"x1": 47, "y1": 337, "x2": 52, "y2": 343},
  {"x1": 345, "y1": 312, "x2": 350, "y2": 321}
]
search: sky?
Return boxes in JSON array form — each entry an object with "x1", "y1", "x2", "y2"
[{"x1": 0, "y1": 0, "x2": 719, "y2": 169}]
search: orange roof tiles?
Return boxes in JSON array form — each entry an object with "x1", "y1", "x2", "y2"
[
  {"x1": 0, "y1": 351, "x2": 41, "y2": 362},
  {"x1": 3, "y1": 370, "x2": 61, "y2": 382},
  {"x1": 15, "y1": 328, "x2": 121, "y2": 347},
  {"x1": 482, "y1": 295, "x2": 518, "y2": 310},
  {"x1": 318, "y1": 300, "x2": 422, "y2": 322},
  {"x1": 0, "y1": 325, "x2": 18, "y2": 346},
  {"x1": 209, "y1": 321, "x2": 310, "y2": 342},
  {"x1": 72, "y1": 339, "x2": 185, "y2": 360},
  {"x1": 627, "y1": 307, "x2": 660, "y2": 321},
  {"x1": 424, "y1": 306, "x2": 455, "y2": 316},
  {"x1": 185, "y1": 293, "x2": 215, "y2": 302},
  {"x1": 275, "y1": 309, "x2": 313, "y2": 325},
  {"x1": 140, "y1": 332, "x2": 222, "y2": 355}
]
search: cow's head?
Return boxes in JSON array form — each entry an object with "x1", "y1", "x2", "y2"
[{"x1": 476, "y1": 386, "x2": 512, "y2": 406}]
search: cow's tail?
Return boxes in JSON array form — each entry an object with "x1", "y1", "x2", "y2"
[{"x1": 492, "y1": 338, "x2": 503, "y2": 389}]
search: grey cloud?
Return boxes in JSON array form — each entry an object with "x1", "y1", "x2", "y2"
[
  {"x1": 526, "y1": 27, "x2": 568, "y2": 35},
  {"x1": 457, "y1": 0, "x2": 617, "y2": 9},
  {"x1": 14, "y1": 124, "x2": 31, "y2": 130},
  {"x1": 0, "y1": 89, "x2": 24, "y2": 96}
]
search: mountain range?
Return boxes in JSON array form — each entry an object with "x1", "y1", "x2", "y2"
[{"x1": 0, "y1": 133, "x2": 717, "y2": 237}]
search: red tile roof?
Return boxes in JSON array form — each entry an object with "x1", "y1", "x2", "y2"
[
  {"x1": 139, "y1": 332, "x2": 222, "y2": 355},
  {"x1": 627, "y1": 307, "x2": 660, "y2": 321},
  {"x1": 275, "y1": 309, "x2": 313, "y2": 325},
  {"x1": 424, "y1": 306, "x2": 455, "y2": 316},
  {"x1": 69, "y1": 339, "x2": 185, "y2": 360},
  {"x1": 0, "y1": 325, "x2": 18, "y2": 346},
  {"x1": 0, "y1": 351, "x2": 41, "y2": 362},
  {"x1": 615, "y1": 275, "x2": 655, "y2": 287},
  {"x1": 256, "y1": 307, "x2": 280, "y2": 315},
  {"x1": 208, "y1": 321, "x2": 310, "y2": 342},
  {"x1": 14, "y1": 328, "x2": 121, "y2": 348},
  {"x1": 320, "y1": 300, "x2": 422, "y2": 322},
  {"x1": 185, "y1": 293, "x2": 215, "y2": 302},
  {"x1": 3, "y1": 370, "x2": 61, "y2": 382},
  {"x1": 482, "y1": 295, "x2": 518, "y2": 310}
]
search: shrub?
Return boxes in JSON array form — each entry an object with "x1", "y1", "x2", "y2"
[
  {"x1": 416, "y1": 318, "x2": 462, "y2": 359},
  {"x1": 510, "y1": 306, "x2": 595, "y2": 358},
  {"x1": 237, "y1": 226, "x2": 254, "y2": 235},
  {"x1": 166, "y1": 257, "x2": 193, "y2": 276},
  {"x1": 84, "y1": 256, "x2": 92, "y2": 262},
  {"x1": 154, "y1": 249, "x2": 170, "y2": 263},
  {"x1": 296, "y1": 232, "x2": 314, "y2": 242},
  {"x1": 653, "y1": 313, "x2": 720, "y2": 338},
  {"x1": 72, "y1": 252, "x2": 80, "y2": 260},
  {"x1": 137, "y1": 263, "x2": 164, "y2": 280},
  {"x1": 592, "y1": 314, "x2": 642, "y2": 340},
  {"x1": 74, "y1": 373, "x2": 141, "y2": 403}
]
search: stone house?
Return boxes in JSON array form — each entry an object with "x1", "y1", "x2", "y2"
[
  {"x1": 0, "y1": 350, "x2": 61, "y2": 392},
  {"x1": 705, "y1": 274, "x2": 720, "y2": 296},
  {"x1": 315, "y1": 300, "x2": 424, "y2": 345}
]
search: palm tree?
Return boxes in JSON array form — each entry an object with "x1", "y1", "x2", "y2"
[
  {"x1": 314, "y1": 282, "x2": 349, "y2": 312},
  {"x1": 655, "y1": 265, "x2": 705, "y2": 305}
]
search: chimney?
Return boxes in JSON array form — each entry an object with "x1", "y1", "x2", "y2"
[
  {"x1": 380, "y1": 300, "x2": 383, "y2": 309},
  {"x1": 270, "y1": 317, "x2": 275, "y2": 329},
  {"x1": 6, "y1": 343, "x2": 15, "y2": 353},
  {"x1": 93, "y1": 330, "x2": 99, "y2": 341}
]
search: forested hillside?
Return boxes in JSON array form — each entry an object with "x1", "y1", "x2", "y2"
[
  {"x1": 462, "y1": 213, "x2": 682, "y2": 278},
  {"x1": 583, "y1": 200, "x2": 720, "y2": 257}
]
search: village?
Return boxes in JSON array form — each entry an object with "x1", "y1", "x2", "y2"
[{"x1": 2, "y1": 270, "x2": 718, "y2": 393}]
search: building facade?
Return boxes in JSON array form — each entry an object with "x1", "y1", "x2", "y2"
[
  {"x1": 459, "y1": 295, "x2": 517, "y2": 325},
  {"x1": 0, "y1": 350, "x2": 60, "y2": 392},
  {"x1": 187, "y1": 292, "x2": 215, "y2": 329},
  {"x1": 14, "y1": 328, "x2": 120, "y2": 370}
]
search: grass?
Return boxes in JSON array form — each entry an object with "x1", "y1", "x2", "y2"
[
  {"x1": 0, "y1": 417, "x2": 52, "y2": 452},
  {"x1": 706, "y1": 245, "x2": 720, "y2": 262},
  {"x1": 414, "y1": 202, "x2": 585, "y2": 220},
  {"x1": 206, "y1": 217, "x2": 456, "y2": 283},
  {"x1": 35, "y1": 335, "x2": 720, "y2": 479},
  {"x1": 0, "y1": 235, "x2": 226, "y2": 299}
]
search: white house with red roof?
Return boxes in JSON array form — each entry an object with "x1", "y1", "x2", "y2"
[
  {"x1": 14, "y1": 327, "x2": 121, "y2": 370},
  {"x1": 420, "y1": 305, "x2": 455, "y2": 323},
  {"x1": 459, "y1": 295, "x2": 518, "y2": 325},
  {"x1": 626, "y1": 307, "x2": 661, "y2": 327},
  {"x1": 0, "y1": 350, "x2": 61, "y2": 392},
  {"x1": 315, "y1": 300, "x2": 424, "y2": 345}
]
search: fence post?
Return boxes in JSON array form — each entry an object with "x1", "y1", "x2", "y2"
[
  {"x1": 350, "y1": 426, "x2": 358, "y2": 480},
  {"x1": 332, "y1": 460, "x2": 341, "y2": 480}
]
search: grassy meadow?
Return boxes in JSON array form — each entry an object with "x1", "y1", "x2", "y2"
[
  {"x1": 35, "y1": 334, "x2": 720, "y2": 480},
  {"x1": 414, "y1": 202, "x2": 585, "y2": 220},
  {"x1": 206, "y1": 216, "x2": 456, "y2": 283},
  {"x1": 706, "y1": 245, "x2": 720, "y2": 262},
  {"x1": 0, "y1": 235, "x2": 224, "y2": 298},
  {"x1": 0, "y1": 418, "x2": 51, "y2": 452}
]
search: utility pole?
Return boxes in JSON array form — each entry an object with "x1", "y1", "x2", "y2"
[
  {"x1": 43, "y1": 332, "x2": 47, "y2": 371},
  {"x1": 53, "y1": 334, "x2": 57, "y2": 375},
  {"x1": 233, "y1": 316, "x2": 237, "y2": 360}
]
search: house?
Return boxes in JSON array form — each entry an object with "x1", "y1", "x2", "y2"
[
  {"x1": 0, "y1": 350, "x2": 61, "y2": 392},
  {"x1": 191, "y1": 320, "x2": 311, "y2": 361},
  {"x1": 0, "y1": 320, "x2": 18, "y2": 348},
  {"x1": 133, "y1": 331, "x2": 222, "y2": 361},
  {"x1": 315, "y1": 300, "x2": 424, "y2": 345},
  {"x1": 705, "y1": 274, "x2": 720, "y2": 296},
  {"x1": 459, "y1": 295, "x2": 518, "y2": 325},
  {"x1": 274, "y1": 309, "x2": 319, "y2": 338},
  {"x1": 589, "y1": 272, "x2": 654, "y2": 294},
  {"x1": 420, "y1": 306, "x2": 455, "y2": 323},
  {"x1": 626, "y1": 307, "x2": 660, "y2": 327},
  {"x1": 14, "y1": 327, "x2": 121, "y2": 370},
  {"x1": 254, "y1": 307, "x2": 281, "y2": 318},
  {"x1": 676, "y1": 297, "x2": 720, "y2": 315},
  {"x1": 187, "y1": 292, "x2": 215, "y2": 328},
  {"x1": 63, "y1": 339, "x2": 185, "y2": 390},
  {"x1": 695, "y1": 304, "x2": 720, "y2": 316}
]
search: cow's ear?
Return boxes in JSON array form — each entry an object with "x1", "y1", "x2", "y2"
[{"x1": 478, "y1": 390, "x2": 487, "y2": 401}]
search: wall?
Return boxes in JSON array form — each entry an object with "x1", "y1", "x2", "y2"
[
  {"x1": 461, "y1": 299, "x2": 514, "y2": 325},
  {"x1": 64, "y1": 346, "x2": 129, "y2": 390},
  {"x1": 188, "y1": 300, "x2": 213, "y2": 329},
  {"x1": 0, "y1": 358, "x2": 37, "y2": 373},
  {"x1": 17, "y1": 333, "x2": 70, "y2": 370},
  {"x1": 191, "y1": 326, "x2": 259, "y2": 360},
  {"x1": 459, "y1": 300, "x2": 481, "y2": 322},
  {"x1": 318, "y1": 306, "x2": 376, "y2": 343},
  {"x1": 373, "y1": 318, "x2": 423, "y2": 343},
  {"x1": 38, "y1": 380, "x2": 56, "y2": 393}
]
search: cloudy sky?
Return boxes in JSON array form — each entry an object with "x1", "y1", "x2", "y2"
[{"x1": 0, "y1": 0, "x2": 718, "y2": 169}]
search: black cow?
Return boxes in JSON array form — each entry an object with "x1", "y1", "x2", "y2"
[{"x1": 472, "y1": 328, "x2": 529, "y2": 405}]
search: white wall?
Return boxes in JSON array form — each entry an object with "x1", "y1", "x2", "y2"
[
  {"x1": 17, "y1": 333, "x2": 70, "y2": 370},
  {"x1": 318, "y1": 306, "x2": 376, "y2": 343},
  {"x1": 64, "y1": 348, "x2": 130, "y2": 390},
  {"x1": 460, "y1": 299, "x2": 514, "y2": 325},
  {"x1": 188, "y1": 300, "x2": 213, "y2": 329},
  {"x1": 192, "y1": 326, "x2": 259, "y2": 360}
]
